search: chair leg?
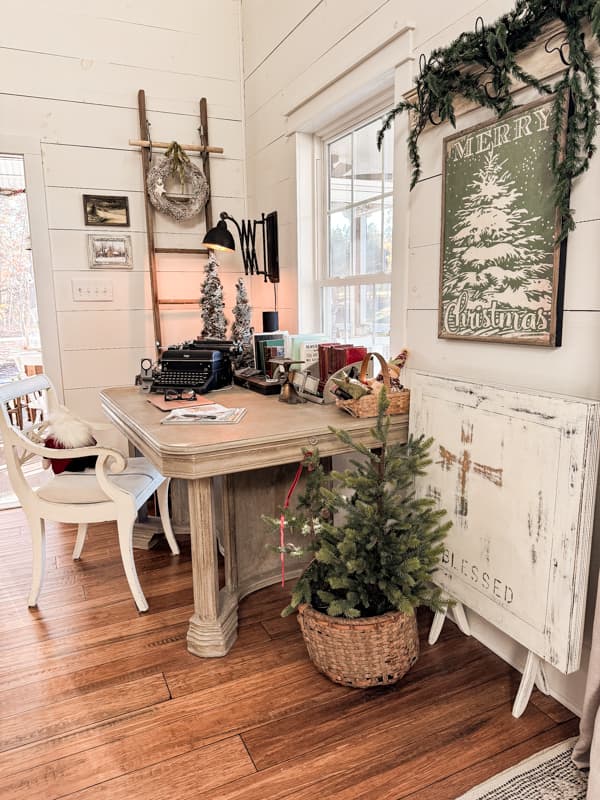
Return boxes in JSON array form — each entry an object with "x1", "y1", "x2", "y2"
[
  {"x1": 156, "y1": 479, "x2": 180, "y2": 555},
  {"x1": 117, "y1": 516, "x2": 149, "y2": 612},
  {"x1": 72, "y1": 523, "x2": 88, "y2": 560},
  {"x1": 26, "y1": 516, "x2": 46, "y2": 607}
]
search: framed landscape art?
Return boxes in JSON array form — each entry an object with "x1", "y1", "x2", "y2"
[
  {"x1": 438, "y1": 96, "x2": 567, "y2": 347},
  {"x1": 83, "y1": 194, "x2": 130, "y2": 227},
  {"x1": 88, "y1": 234, "x2": 132, "y2": 268}
]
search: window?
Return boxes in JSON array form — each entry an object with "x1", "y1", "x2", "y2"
[{"x1": 320, "y1": 114, "x2": 393, "y2": 357}]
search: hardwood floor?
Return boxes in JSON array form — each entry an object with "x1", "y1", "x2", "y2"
[{"x1": 0, "y1": 509, "x2": 578, "y2": 799}]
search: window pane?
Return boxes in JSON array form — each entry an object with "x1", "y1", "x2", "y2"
[
  {"x1": 354, "y1": 200, "x2": 382, "y2": 275},
  {"x1": 383, "y1": 195, "x2": 393, "y2": 274},
  {"x1": 321, "y1": 283, "x2": 391, "y2": 359},
  {"x1": 329, "y1": 134, "x2": 352, "y2": 209},
  {"x1": 329, "y1": 210, "x2": 352, "y2": 277},
  {"x1": 353, "y1": 119, "x2": 383, "y2": 203}
]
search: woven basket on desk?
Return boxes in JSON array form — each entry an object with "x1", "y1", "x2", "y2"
[
  {"x1": 297, "y1": 604, "x2": 419, "y2": 688},
  {"x1": 335, "y1": 352, "x2": 410, "y2": 418}
]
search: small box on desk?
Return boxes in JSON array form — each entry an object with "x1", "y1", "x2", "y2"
[{"x1": 233, "y1": 374, "x2": 281, "y2": 395}]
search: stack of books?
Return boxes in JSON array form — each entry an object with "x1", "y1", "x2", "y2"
[{"x1": 317, "y1": 344, "x2": 368, "y2": 393}]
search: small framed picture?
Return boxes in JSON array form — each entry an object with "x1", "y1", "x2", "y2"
[
  {"x1": 88, "y1": 234, "x2": 132, "y2": 268},
  {"x1": 83, "y1": 194, "x2": 130, "y2": 227}
]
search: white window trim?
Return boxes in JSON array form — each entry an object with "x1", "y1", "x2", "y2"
[
  {"x1": 295, "y1": 95, "x2": 394, "y2": 334},
  {"x1": 316, "y1": 107, "x2": 394, "y2": 351}
]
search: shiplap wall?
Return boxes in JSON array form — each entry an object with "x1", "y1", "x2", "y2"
[
  {"x1": 241, "y1": 0, "x2": 600, "y2": 712},
  {"x1": 2, "y1": 0, "x2": 246, "y2": 422}
]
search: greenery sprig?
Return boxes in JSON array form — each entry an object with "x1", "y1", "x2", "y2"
[
  {"x1": 377, "y1": 0, "x2": 600, "y2": 240},
  {"x1": 163, "y1": 141, "x2": 191, "y2": 192}
]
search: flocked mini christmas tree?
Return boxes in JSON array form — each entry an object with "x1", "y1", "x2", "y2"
[
  {"x1": 267, "y1": 389, "x2": 451, "y2": 618},
  {"x1": 231, "y1": 277, "x2": 254, "y2": 367},
  {"x1": 199, "y1": 252, "x2": 227, "y2": 339}
]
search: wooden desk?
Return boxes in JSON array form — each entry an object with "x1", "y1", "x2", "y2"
[{"x1": 101, "y1": 386, "x2": 409, "y2": 657}]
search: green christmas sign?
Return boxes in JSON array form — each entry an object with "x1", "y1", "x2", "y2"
[{"x1": 439, "y1": 97, "x2": 566, "y2": 347}]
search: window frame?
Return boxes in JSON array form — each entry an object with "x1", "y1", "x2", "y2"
[{"x1": 315, "y1": 107, "x2": 394, "y2": 352}]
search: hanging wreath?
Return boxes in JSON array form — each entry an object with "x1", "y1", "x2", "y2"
[
  {"x1": 147, "y1": 141, "x2": 209, "y2": 221},
  {"x1": 377, "y1": 0, "x2": 600, "y2": 241}
]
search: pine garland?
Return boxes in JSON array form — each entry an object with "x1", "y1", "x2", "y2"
[{"x1": 378, "y1": 0, "x2": 600, "y2": 240}]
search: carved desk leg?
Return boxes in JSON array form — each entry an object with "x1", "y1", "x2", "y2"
[{"x1": 186, "y1": 476, "x2": 238, "y2": 657}]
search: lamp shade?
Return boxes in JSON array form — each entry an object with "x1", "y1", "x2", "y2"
[{"x1": 203, "y1": 219, "x2": 235, "y2": 252}]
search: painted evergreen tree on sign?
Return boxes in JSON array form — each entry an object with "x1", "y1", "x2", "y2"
[
  {"x1": 199, "y1": 253, "x2": 227, "y2": 339},
  {"x1": 444, "y1": 152, "x2": 551, "y2": 309}
]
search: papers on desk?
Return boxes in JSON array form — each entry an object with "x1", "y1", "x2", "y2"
[{"x1": 160, "y1": 403, "x2": 247, "y2": 425}]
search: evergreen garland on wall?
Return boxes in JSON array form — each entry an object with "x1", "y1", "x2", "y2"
[{"x1": 377, "y1": 0, "x2": 600, "y2": 240}]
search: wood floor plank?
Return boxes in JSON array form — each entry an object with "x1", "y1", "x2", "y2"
[
  {"x1": 0, "y1": 588, "x2": 193, "y2": 653},
  {"x1": 0, "y1": 673, "x2": 171, "y2": 753},
  {"x1": 164, "y1": 633, "x2": 308, "y2": 698},
  {"x1": 0, "y1": 660, "x2": 342, "y2": 781},
  {"x1": 285, "y1": 706, "x2": 562, "y2": 800},
  {"x1": 0, "y1": 623, "x2": 267, "y2": 719},
  {"x1": 242, "y1": 645, "x2": 514, "y2": 770},
  {"x1": 400, "y1": 719, "x2": 580, "y2": 800},
  {"x1": 192, "y1": 679, "x2": 554, "y2": 800},
  {"x1": 0, "y1": 623, "x2": 189, "y2": 693},
  {"x1": 0, "y1": 507, "x2": 579, "y2": 800},
  {"x1": 0, "y1": 607, "x2": 194, "y2": 672},
  {"x1": 43, "y1": 737, "x2": 254, "y2": 800},
  {"x1": 530, "y1": 687, "x2": 578, "y2": 723},
  {"x1": 0, "y1": 735, "x2": 255, "y2": 800}
]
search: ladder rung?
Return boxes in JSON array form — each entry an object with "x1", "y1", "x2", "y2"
[
  {"x1": 154, "y1": 247, "x2": 209, "y2": 255},
  {"x1": 158, "y1": 299, "x2": 199, "y2": 305}
]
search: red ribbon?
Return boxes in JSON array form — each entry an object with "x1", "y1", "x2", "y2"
[{"x1": 279, "y1": 452, "x2": 312, "y2": 586}]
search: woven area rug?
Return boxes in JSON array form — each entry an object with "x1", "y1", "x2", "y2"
[{"x1": 457, "y1": 738, "x2": 588, "y2": 799}]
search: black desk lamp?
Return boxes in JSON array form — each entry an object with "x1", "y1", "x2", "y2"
[{"x1": 203, "y1": 211, "x2": 280, "y2": 332}]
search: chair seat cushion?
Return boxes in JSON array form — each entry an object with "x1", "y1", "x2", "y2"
[{"x1": 36, "y1": 457, "x2": 162, "y2": 505}]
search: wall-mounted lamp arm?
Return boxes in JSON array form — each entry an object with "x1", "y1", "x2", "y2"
[{"x1": 204, "y1": 211, "x2": 279, "y2": 283}]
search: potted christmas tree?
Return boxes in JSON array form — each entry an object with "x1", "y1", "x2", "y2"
[{"x1": 269, "y1": 388, "x2": 450, "y2": 688}]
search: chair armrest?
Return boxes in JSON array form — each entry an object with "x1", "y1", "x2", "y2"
[
  {"x1": 13, "y1": 428, "x2": 127, "y2": 473},
  {"x1": 14, "y1": 429, "x2": 140, "y2": 506}
]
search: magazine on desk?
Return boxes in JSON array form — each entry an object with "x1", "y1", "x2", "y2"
[{"x1": 160, "y1": 403, "x2": 247, "y2": 425}]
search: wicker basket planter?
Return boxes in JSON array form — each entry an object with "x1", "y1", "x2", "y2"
[
  {"x1": 297, "y1": 603, "x2": 419, "y2": 688},
  {"x1": 336, "y1": 352, "x2": 409, "y2": 418}
]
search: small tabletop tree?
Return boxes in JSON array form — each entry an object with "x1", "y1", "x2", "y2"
[
  {"x1": 272, "y1": 389, "x2": 450, "y2": 618},
  {"x1": 200, "y1": 252, "x2": 227, "y2": 339},
  {"x1": 231, "y1": 277, "x2": 254, "y2": 368}
]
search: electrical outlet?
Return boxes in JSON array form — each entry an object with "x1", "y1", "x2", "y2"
[{"x1": 71, "y1": 279, "x2": 113, "y2": 302}]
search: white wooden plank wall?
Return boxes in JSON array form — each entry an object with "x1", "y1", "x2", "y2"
[
  {"x1": 1, "y1": 0, "x2": 246, "y2": 419},
  {"x1": 240, "y1": 0, "x2": 519, "y2": 328},
  {"x1": 403, "y1": 30, "x2": 600, "y2": 714},
  {"x1": 241, "y1": 0, "x2": 600, "y2": 712}
]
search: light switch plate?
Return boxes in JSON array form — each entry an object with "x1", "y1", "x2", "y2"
[{"x1": 71, "y1": 279, "x2": 113, "y2": 302}]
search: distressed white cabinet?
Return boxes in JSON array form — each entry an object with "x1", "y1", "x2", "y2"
[{"x1": 410, "y1": 372, "x2": 600, "y2": 692}]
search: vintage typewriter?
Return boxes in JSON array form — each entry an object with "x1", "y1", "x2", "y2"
[{"x1": 140, "y1": 339, "x2": 235, "y2": 394}]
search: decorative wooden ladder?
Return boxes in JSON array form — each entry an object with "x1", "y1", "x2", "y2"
[{"x1": 131, "y1": 89, "x2": 224, "y2": 354}]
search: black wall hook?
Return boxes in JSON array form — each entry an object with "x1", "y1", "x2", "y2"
[{"x1": 544, "y1": 30, "x2": 570, "y2": 67}]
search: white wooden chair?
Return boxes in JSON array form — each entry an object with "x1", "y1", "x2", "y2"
[{"x1": 0, "y1": 374, "x2": 180, "y2": 612}]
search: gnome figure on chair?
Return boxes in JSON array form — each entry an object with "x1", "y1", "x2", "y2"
[{"x1": 42, "y1": 407, "x2": 98, "y2": 474}]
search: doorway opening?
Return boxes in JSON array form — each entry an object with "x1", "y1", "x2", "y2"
[{"x1": 0, "y1": 153, "x2": 47, "y2": 508}]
